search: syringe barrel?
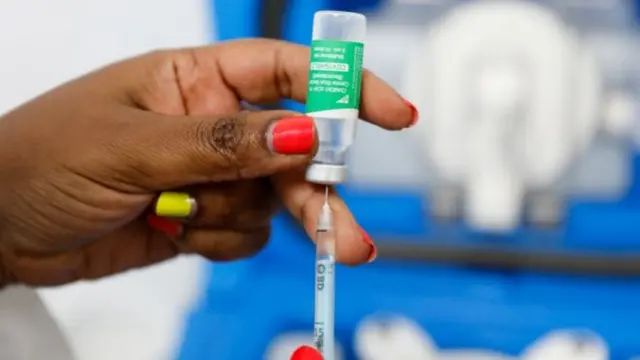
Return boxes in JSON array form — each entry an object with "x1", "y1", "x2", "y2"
[
  {"x1": 305, "y1": 11, "x2": 367, "y2": 185},
  {"x1": 314, "y1": 228, "x2": 336, "y2": 360}
]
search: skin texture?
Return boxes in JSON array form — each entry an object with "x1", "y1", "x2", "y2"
[{"x1": 0, "y1": 38, "x2": 414, "y2": 287}]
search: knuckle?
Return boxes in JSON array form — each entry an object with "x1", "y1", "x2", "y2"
[
  {"x1": 139, "y1": 50, "x2": 178, "y2": 75},
  {"x1": 197, "y1": 114, "x2": 249, "y2": 168}
]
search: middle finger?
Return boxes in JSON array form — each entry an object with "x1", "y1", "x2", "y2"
[{"x1": 155, "y1": 179, "x2": 278, "y2": 230}]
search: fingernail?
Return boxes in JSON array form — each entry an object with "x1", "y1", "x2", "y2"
[
  {"x1": 268, "y1": 116, "x2": 315, "y2": 155},
  {"x1": 154, "y1": 192, "x2": 197, "y2": 218},
  {"x1": 403, "y1": 99, "x2": 419, "y2": 127},
  {"x1": 361, "y1": 227, "x2": 377, "y2": 263},
  {"x1": 146, "y1": 215, "x2": 183, "y2": 237},
  {"x1": 290, "y1": 345, "x2": 323, "y2": 360}
]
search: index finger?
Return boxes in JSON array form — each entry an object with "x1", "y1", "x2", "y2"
[
  {"x1": 271, "y1": 168, "x2": 376, "y2": 266},
  {"x1": 188, "y1": 39, "x2": 416, "y2": 130}
]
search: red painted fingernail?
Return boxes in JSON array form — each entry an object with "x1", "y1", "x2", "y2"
[
  {"x1": 361, "y1": 227, "x2": 377, "y2": 263},
  {"x1": 146, "y1": 215, "x2": 183, "y2": 237},
  {"x1": 403, "y1": 99, "x2": 419, "y2": 127},
  {"x1": 291, "y1": 345, "x2": 323, "y2": 360},
  {"x1": 268, "y1": 116, "x2": 316, "y2": 155}
]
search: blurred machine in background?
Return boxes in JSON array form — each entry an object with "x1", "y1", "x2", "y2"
[
  {"x1": 363, "y1": 0, "x2": 637, "y2": 233},
  {"x1": 179, "y1": 0, "x2": 640, "y2": 359}
]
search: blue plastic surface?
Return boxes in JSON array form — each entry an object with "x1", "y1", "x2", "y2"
[
  {"x1": 179, "y1": 210, "x2": 640, "y2": 359},
  {"x1": 177, "y1": 1, "x2": 640, "y2": 359},
  {"x1": 182, "y1": 260, "x2": 640, "y2": 359}
]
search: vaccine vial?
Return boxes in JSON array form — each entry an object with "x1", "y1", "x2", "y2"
[{"x1": 305, "y1": 11, "x2": 367, "y2": 185}]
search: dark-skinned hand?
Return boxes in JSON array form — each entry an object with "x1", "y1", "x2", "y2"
[{"x1": 0, "y1": 38, "x2": 416, "y2": 287}]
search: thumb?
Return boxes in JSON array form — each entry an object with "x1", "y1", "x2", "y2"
[{"x1": 112, "y1": 110, "x2": 316, "y2": 190}]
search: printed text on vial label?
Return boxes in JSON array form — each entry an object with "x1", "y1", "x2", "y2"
[{"x1": 306, "y1": 40, "x2": 364, "y2": 114}]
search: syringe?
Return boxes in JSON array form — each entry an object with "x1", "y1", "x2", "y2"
[
  {"x1": 304, "y1": 9, "x2": 367, "y2": 360},
  {"x1": 313, "y1": 186, "x2": 336, "y2": 360}
]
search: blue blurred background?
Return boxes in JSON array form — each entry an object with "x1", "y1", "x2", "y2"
[{"x1": 2, "y1": 0, "x2": 640, "y2": 359}]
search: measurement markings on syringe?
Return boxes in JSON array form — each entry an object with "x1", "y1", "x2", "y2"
[
  {"x1": 314, "y1": 322, "x2": 325, "y2": 351},
  {"x1": 313, "y1": 266, "x2": 331, "y2": 353},
  {"x1": 313, "y1": 245, "x2": 334, "y2": 352}
]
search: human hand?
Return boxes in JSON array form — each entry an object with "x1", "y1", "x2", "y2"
[{"x1": 0, "y1": 39, "x2": 417, "y2": 286}]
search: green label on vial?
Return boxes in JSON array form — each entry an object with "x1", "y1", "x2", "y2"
[{"x1": 306, "y1": 40, "x2": 364, "y2": 114}]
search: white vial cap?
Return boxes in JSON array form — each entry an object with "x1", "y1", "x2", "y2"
[
  {"x1": 313, "y1": 11, "x2": 367, "y2": 42},
  {"x1": 305, "y1": 163, "x2": 348, "y2": 185}
]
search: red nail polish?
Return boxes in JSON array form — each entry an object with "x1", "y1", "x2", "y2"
[
  {"x1": 269, "y1": 116, "x2": 315, "y2": 155},
  {"x1": 360, "y1": 228, "x2": 377, "y2": 263},
  {"x1": 146, "y1": 215, "x2": 182, "y2": 237},
  {"x1": 290, "y1": 346, "x2": 323, "y2": 360},
  {"x1": 403, "y1": 99, "x2": 419, "y2": 127}
]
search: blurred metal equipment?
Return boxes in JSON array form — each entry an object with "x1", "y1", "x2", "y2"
[
  {"x1": 430, "y1": 185, "x2": 463, "y2": 222},
  {"x1": 395, "y1": 0, "x2": 635, "y2": 232},
  {"x1": 259, "y1": 0, "x2": 288, "y2": 39},
  {"x1": 353, "y1": 315, "x2": 608, "y2": 360},
  {"x1": 260, "y1": 0, "x2": 289, "y2": 110}
]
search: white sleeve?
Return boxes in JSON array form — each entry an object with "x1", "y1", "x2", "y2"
[{"x1": 0, "y1": 286, "x2": 75, "y2": 360}]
